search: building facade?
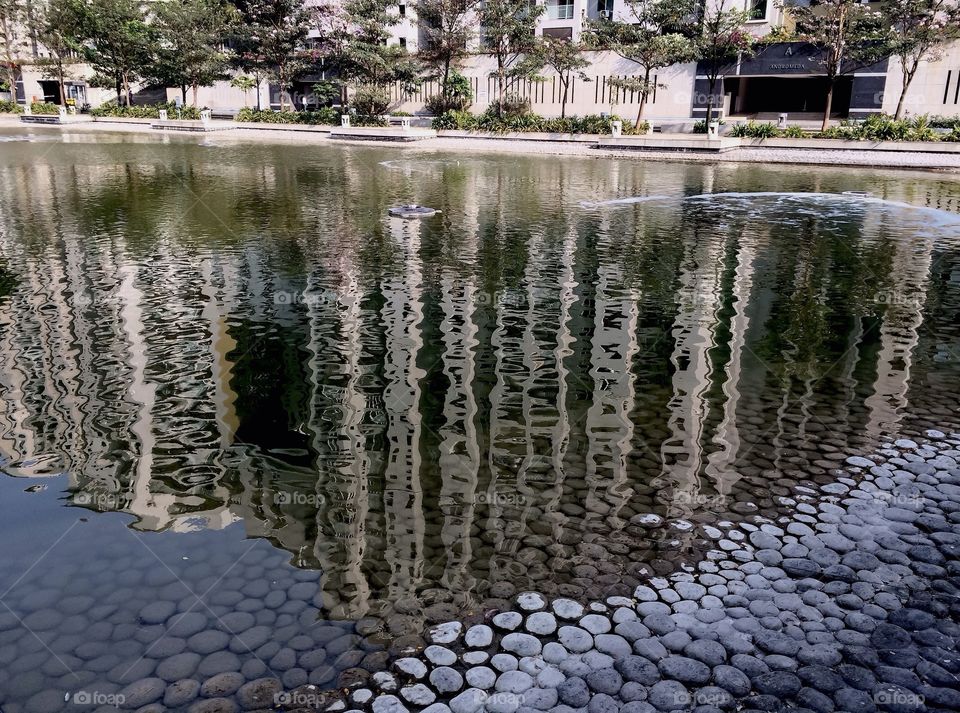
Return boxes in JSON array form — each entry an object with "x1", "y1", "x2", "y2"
[{"x1": 5, "y1": 0, "x2": 960, "y2": 121}]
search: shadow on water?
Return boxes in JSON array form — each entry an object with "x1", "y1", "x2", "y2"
[{"x1": 0, "y1": 131, "x2": 959, "y2": 708}]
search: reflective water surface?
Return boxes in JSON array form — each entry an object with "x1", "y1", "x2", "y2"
[{"x1": 0, "y1": 129, "x2": 959, "y2": 709}]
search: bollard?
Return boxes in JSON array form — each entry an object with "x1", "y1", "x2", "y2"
[
  {"x1": 341, "y1": 114, "x2": 351, "y2": 128},
  {"x1": 200, "y1": 109, "x2": 211, "y2": 123},
  {"x1": 645, "y1": 121, "x2": 654, "y2": 136},
  {"x1": 708, "y1": 120, "x2": 719, "y2": 139},
  {"x1": 158, "y1": 109, "x2": 168, "y2": 121},
  {"x1": 611, "y1": 120, "x2": 622, "y2": 137},
  {"x1": 399, "y1": 117, "x2": 411, "y2": 129},
  {"x1": 778, "y1": 113, "x2": 788, "y2": 129},
  {"x1": 58, "y1": 106, "x2": 67, "y2": 119}
]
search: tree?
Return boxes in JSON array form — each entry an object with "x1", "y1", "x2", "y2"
[
  {"x1": 0, "y1": 0, "x2": 25, "y2": 101},
  {"x1": 476, "y1": 0, "x2": 543, "y2": 114},
  {"x1": 415, "y1": 0, "x2": 478, "y2": 103},
  {"x1": 230, "y1": 74, "x2": 257, "y2": 107},
  {"x1": 78, "y1": 0, "x2": 154, "y2": 106},
  {"x1": 234, "y1": 0, "x2": 314, "y2": 111},
  {"x1": 696, "y1": 0, "x2": 752, "y2": 127},
  {"x1": 315, "y1": 0, "x2": 421, "y2": 113},
  {"x1": 151, "y1": 0, "x2": 237, "y2": 107},
  {"x1": 586, "y1": 0, "x2": 696, "y2": 127},
  {"x1": 881, "y1": 0, "x2": 960, "y2": 118},
  {"x1": 786, "y1": 0, "x2": 891, "y2": 130},
  {"x1": 29, "y1": 0, "x2": 89, "y2": 106},
  {"x1": 512, "y1": 37, "x2": 590, "y2": 118}
]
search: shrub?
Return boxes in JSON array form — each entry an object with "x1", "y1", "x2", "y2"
[
  {"x1": 730, "y1": 120, "x2": 778, "y2": 138},
  {"x1": 235, "y1": 107, "x2": 339, "y2": 125},
  {"x1": 693, "y1": 118, "x2": 725, "y2": 134},
  {"x1": 781, "y1": 125, "x2": 806, "y2": 138},
  {"x1": 425, "y1": 71, "x2": 473, "y2": 114},
  {"x1": 351, "y1": 87, "x2": 390, "y2": 117},
  {"x1": 928, "y1": 115, "x2": 960, "y2": 129},
  {"x1": 0, "y1": 99, "x2": 22, "y2": 114},
  {"x1": 488, "y1": 93, "x2": 531, "y2": 117},
  {"x1": 91, "y1": 102, "x2": 202, "y2": 119},
  {"x1": 30, "y1": 101, "x2": 60, "y2": 115},
  {"x1": 942, "y1": 125, "x2": 960, "y2": 142},
  {"x1": 431, "y1": 109, "x2": 643, "y2": 135},
  {"x1": 818, "y1": 114, "x2": 941, "y2": 142}
]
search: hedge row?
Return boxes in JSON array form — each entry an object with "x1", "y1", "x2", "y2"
[{"x1": 431, "y1": 109, "x2": 648, "y2": 135}]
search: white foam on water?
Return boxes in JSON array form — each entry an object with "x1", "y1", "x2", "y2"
[{"x1": 581, "y1": 190, "x2": 960, "y2": 232}]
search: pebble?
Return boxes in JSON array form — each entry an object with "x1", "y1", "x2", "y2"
[{"x1": 464, "y1": 625, "x2": 493, "y2": 648}]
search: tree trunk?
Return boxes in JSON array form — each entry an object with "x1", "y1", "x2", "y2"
[
  {"x1": 442, "y1": 57, "x2": 451, "y2": 97},
  {"x1": 279, "y1": 66, "x2": 288, "y2": 111},
  {"x1": 635, "y1": 67, "x2": 651, "y2": 128},
  {"x1": 115, "y1": 77, "x2": 122, "y2": 104},
  {"x1": 192, "y1": 84, "x2": 199, "y2": 107},
  {"x1": 497, "y1": 63, "x2": 505, "y2": 115},
  {"x1": 894, "y1": 60, "x2": 919, "y2": 120},
  {"x1": 122, "y1": 72, "x2": 131, "y2": 107},
  {"x1": 822, "y1": 80, "x2": 834, "y2": 131},
  {"x1": 561, "y1": 76, "x2": 568, "y2": 119},
  {"x1": 57, "y1": 69, "x2": 66, "y2": 106},
  {"x1": 256, "y1": 73, "x2": 263, "y2": 111}
]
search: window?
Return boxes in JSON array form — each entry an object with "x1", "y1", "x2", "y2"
[
  {"x1": 749, "y1": 0, "x2": 767, "y2": 20},
  {"x1": 547, "y1": 0, "x2": 574, "y2": 20},
  {"x1": 399, "y1": 37, "x2": 407, "y2": 49},
  {"x1": 399, "y1": 4, "x2": 406, "y2": 16},
  {"x1": 596, "y1": 0, "x2": 613, "y2": 18}
]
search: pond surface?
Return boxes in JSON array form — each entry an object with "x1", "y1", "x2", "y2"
[{"x1": 0, "y1": 129, "x2": 959, "y2": 710}]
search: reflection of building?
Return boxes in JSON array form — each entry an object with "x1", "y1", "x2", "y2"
[{"x1": 0, "y1": 153, "x2": 957, "y2": 626}]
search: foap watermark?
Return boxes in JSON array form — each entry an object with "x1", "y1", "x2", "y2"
[
  {"x1": 74, "y1": 491, "x2": 133, "y2": 508},
  {"x1": 872, "y1": 490, "x2": 924, "y2": 508},
  {"x1": 475, "y1": 491, "x2": 527, "y2": 506},
  {"x1": 69, "y1": 690, "x2": 126, "y2": 707},
  {"x1": 274, "y1": 690, "x2": 325, "y2": 707},
  {"x1": 273, "y1": 290, "x2": 327, "y2": 307},
  {"x1": 671, "y1": 688, "x2": 731, "y2": 707},
  {"x1": 474, "y1": 290, "x2": 526, "y2": 309},
  {"x1": 275, "y1": 491, "x2": 325, "y2": 506},
  {"x1": 873, "y1": 290, "x2": 923, "y2": 309},
  {"x1": 672, "y1": 490, "x2": 727, "y2": 509},
  {"x1": 874, "y1": 688, "x2": 925, "y2": 707}
]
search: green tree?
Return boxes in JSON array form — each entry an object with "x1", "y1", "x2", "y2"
[
  {"x1": 786, "y1": 0, "x2": 891, "y2": 130},
  {"x1": 696, "y1": 0, "x2": 752, "y2": 127},
  {"x1": 512, "y1": 37, "x2": 590, "y2": 118},
  {"x1": 0, "y1": 0, "x2": 25, "y2": 100},
  {"x1": 316, "y1": 0, "x2": 421, "y2": 113},
  {"x1": 152, "y1": 0, "x2": 237, "y2": 107},
  {"x1": 28, "y1": 0, "x2": 86, "y2": 105},
  {"x1": 230, "y1": 74, "x2": 257, "y2": 107},
  {"x1": 79, "y1": 0, "x2": 155, "y2": 106},
  {"x1": 234, "y1": 0, "x2": 314, "y2": 111},
  {"x1": 881, "y1": 0, "x2": 960, "y2": 118},
  {"x1": 476, "y1": 0, "x2": 543, "y2": 114},
  {"x1": 415, "y1": 0, "x2": 478, "y2": 103},
  {"x1": 586, "y1": 0, "x2": 696, "y2": 127}
]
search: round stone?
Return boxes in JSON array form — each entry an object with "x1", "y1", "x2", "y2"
[
  {"x1": 449, "y1": 688, "x2": 486, "y2": 713},
  {"x1": 372, "y1": 694, "x2": 410, "y2": 713},
  {"x1": 658, "y1": 656, "x2": 710, "y2": 685},
  {"x1": 425, "y1": 646, "x2": 457, "y2": 666},
  {"x1": 465, "y1": 666, "x2": 496, "y2": 689},
  {"x1": 525, "y1": 612, "x2": 557, "y2": 636},
  {"x1": 400, "y1": 684, "x2": 436, "y2": 706},
  {"x1": 491, "y1": 654, "x2": 519, "y2": 672},
  {"x1": 430, "y1": 667, "x2": 464, "y2": 694},
  {"x1": 648, "y1": 680, "x2": 691, "y2": 711},
  {"x1": 464, "y1": 625, "x2": 493, "y2": 648},
  {"x1": 501, "y1": 633, "x2": 541, "y2": 657},
  {"x1": 496, "y1": 670, "x2": 534, "y2": 694},
  {"x1": 558, "y1": 677, "x2": 590, "y2": 707},
  {"x1": 558, "y1": 626, "x2": 593, "y2": 654},
  {"x1": 429, "y1": 622, "x2": 463, "y2": 644},
  {"x1": 552, "y1": 599, "x2": 584, "y2": 620},
  {"x1": 492, "y1": 612, "x2": 523, "y2": 631},
  {"x1": 580, "y1": 614, "x2": 612, "y2": 635},
  {"x1": 394, "y1": 658, "x2": 428, "y2": 679},
  {"x1": 585, "y1": 667, "x2": 623, "y2": 695},
  {"x1": 517, "y1": 592, "x2": 546, "y2": 611}
]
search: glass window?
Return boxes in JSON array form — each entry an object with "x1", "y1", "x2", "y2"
[
  {"x1": 749, "y1": 0, "x2": 767, "y2": 20},
  {"x1": 547, "y1": 0, "x2": 574, "y2": 20}
]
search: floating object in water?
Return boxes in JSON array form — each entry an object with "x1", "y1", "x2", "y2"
[
  {"x1": 388, "y1": 204, "x2": 439, "y2": 219},
  {"x1": 841, "y1": 190, "x2": 871, "y2": 197}
]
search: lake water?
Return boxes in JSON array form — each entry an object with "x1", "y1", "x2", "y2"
[{"x1": 0, "y1": 128, "x2": 959, "y2": 711}]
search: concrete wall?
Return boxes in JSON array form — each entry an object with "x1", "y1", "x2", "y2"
[
  {"x1": 390, "y1": 51, "x2": 697, "y2": 120},
  {"x1": 882, "y1": 43, "x2": 960, "y2": 117}
]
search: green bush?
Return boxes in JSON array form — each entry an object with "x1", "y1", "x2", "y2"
[
  {"x1": 730, "y1": 120, "x2": 779, "y2": 138},
  {"x1": 30, "y1": 101, "x2": 60, "y2": 115},
  {"x1": 351, "y1": 87, "x2": 390, "y2": 117},
  {"x1": 819, "y1": 114, "x2": 941, "y2": 142},
  {"x1": 488, "y1": 94, "x2": 532, "y2": 117},
  {"x1": 942, "y1": 125, "x2": 960, "y2": 142},
  {"x1": 235, "y1": 107, "x2": 339, "y2": 125},
  {"x1": 425, "y1": 71, "x2": 473, "y2": 114},
  {"x1": 91, "y1": 102, "x2": 202, "y2": 119},
  {"x1": 693, "y1": 118, "x2": 725, "y2": 134},
  {"x1": 926, "y1": 115, "x2": 960, "y2": 129},
  {"x1": 0, "y1": 99, "x2": 22, "y2": 114},
  {"x1": 781, "y1": 125, "x2": 806, "y2": 138},
  {"x1": 431, "y1": 109, "x2": 645, "y2": 135}
]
